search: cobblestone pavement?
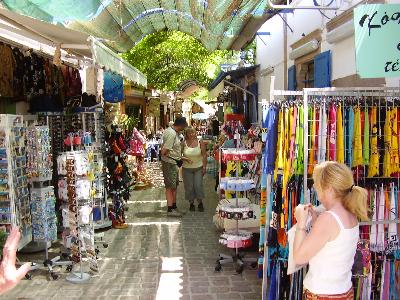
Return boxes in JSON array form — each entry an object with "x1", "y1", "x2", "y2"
[{"x1": 3, "y1": 163, "x2": 261, "y2": 300}]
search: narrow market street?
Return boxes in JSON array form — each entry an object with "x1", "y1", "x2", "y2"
[{"x1": 3, "y1": 163, "x2": 260, "y2": 300}]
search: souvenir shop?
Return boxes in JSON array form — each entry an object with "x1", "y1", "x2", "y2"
[
  {"x1": 0, "y1": 11, "x2": 148, "y2": 282},
  {"x1": 259, "y1": 85, "x2": 400, "y2": 300}
]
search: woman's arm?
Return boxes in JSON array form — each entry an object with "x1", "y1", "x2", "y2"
[
  {"x1": 200, "y1": 141, "x2": 207, "y2": 175},
  {"x1": 293, "y1": 212, "x2": 336, "y2": 265}
]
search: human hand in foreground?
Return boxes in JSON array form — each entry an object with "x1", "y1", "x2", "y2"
[{"x1": 0, "y1": 228, "x2": 31, "y2": 295}]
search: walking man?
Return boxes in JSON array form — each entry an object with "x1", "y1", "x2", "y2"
[{"x1": 160, "y1": 117, "x2": 188, "y2": 217}]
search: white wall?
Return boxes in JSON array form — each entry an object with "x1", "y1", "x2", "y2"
[{"x1": 256, "y1": 0, "x2": 400, "y2": 92}]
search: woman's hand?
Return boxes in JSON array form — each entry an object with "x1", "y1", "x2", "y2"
[
  {"x1": 181, "y1": 157, "x2": 193, "y2": 164},
  {"x1": 202, "y1": 166, "x2": 206, "y2": 176},
  {"x1": 0, "y1": 228, "x2": 31, "y2": 295},
  {"x1": 295, "y1": 204, "x2": 310, "y2": 228}
]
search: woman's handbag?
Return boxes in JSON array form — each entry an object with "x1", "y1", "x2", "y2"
[{"x1": 167, "y1": 156, "x2": 183, "y2": 167}]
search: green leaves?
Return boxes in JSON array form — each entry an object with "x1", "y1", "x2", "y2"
[{"x1": 122, "y1": 31, "x2": 229, "y2": 91}]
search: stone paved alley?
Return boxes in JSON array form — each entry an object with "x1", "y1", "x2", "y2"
[{"x1": 2, "y1": 163, "x2": 261, "y2": 300}]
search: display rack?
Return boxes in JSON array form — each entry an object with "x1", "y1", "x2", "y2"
[
  {"x1": 25, "y1": 124, "x2": 72, "y2": 280},
  {"x1": 58, "y1": 151, "x2": 97, "y2": 283},
  {"x1": 215, "y1": 145, "x2": 258, "y2": 274},
  {"x1": 261, "y1": 83, "x2": 400, "y2": 300},
  {"x1": 37, "y1": 111, "x2": 111, "y2": 230},
  {"x1": 0, "y1": 115, "x2": 32, "y2": 249}
]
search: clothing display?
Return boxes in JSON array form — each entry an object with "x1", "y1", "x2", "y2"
[
  {"x1": 261, "y1": 89, "x2": 400, "y2": 300},
  {"x1": 0, "y1": 41, "x2": 83, "y2": 111},
  {"x1": 106, "y1": 125, "x2": 131, "y2": 229}
]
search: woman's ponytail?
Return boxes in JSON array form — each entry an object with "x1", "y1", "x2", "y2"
[
  {"x1": 313, "y1": 162, "x2": 369, "y2": 221},
  {"x1": 343, "y1": 185, "x2": 369, "y2": 221}
]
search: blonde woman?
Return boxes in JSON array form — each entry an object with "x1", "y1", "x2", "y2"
[
  {"x1": 294, "y1": 161, "x2": 368, "y2": 299},
  {"x1": 182, "y1": 127, "x2": 207, "y2": 212}
]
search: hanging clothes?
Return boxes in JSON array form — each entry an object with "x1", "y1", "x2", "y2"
[
  {"x1": 383, "y1": 108, "x2": 391, "y2": 177},
  {"x1": 274, "y1": 109, "x2": 284, "y2": 181},
  {"x1": 328, "y1": 103, "x2": 337, "y2": 161},
  {"x1": 317, "y1": 102, "x2": 327, "y2": 163},
  {"x1": 263, "y1": 105, "x2": 279, "y2": 174},
  {"x1": 337, "y1": 103, "x2": 345, "y2": 164},
  {"x1": 353, "y1": 106, "x2": 363, "y2": 167},
  {"x1": 307, "y1": 106, "x2": 315, "y2": 175},
  {"x1": 346, "y1": 107, "x2": 354, "y2": 167},
  {"x1": 389, "y1": 108, "x2": 399, "y2": 176},
  {"x1": 363, "y1": 107, "x2": 370, "y2": 166},
  {"x1": 294, "y1": 105, "x2": 304, "y2": 175},
  {"x1": 369, "y1": 106, "x2": 379, "y2": 177},
  {"x1": 0, "y1": 44, "x2": 16, "y2": 97}
]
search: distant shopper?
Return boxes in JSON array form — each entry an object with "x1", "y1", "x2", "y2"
[
  {"x1": 182, "y1": 127, "x2": 207, "y2": 212},
  {"x1": 0, "y1": 228, "x2": 31, "y2": 295},
  {"x1": 160, "y1": 117, "x2": 188, "y2": 217},
  {"x1": 294, "y1": 161, "x2": 368, "y2": 299}
]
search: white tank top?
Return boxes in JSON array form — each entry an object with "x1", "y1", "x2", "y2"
[
  {"x1": 303, "y1": 210, "x2": 359, "y2": 295},
  {"x1": 182, "y1": 141, "x2": 203, "y2": 169}
]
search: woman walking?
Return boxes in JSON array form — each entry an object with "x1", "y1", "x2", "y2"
[
  {"x1": 293, "y1": 161, "x2": 368, "y2": 299},
  {"x1": 182, "y1": 127, "x2": 207, "y2": 212}
]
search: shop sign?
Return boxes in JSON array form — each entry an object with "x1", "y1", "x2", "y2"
[{"x1": 354, "y1": 4, "x2": 400, "y2": 78}]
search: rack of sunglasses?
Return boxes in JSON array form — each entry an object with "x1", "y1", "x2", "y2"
[
  {"x1": 0, "y1": 115, "x2": 32, "y2": 250},
  {"x1": 59, "y1": 151, "x2": 97, "y2": 283},
  {"x1": 215, "y1": 146, "x2": 258, "y2": 274}
]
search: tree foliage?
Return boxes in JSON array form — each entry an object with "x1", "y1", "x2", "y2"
[{"x1": 123, "y1": 31, "x2": 230, "y2": 91}]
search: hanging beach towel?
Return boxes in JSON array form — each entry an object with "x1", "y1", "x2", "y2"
[{"x1": 103, "y1": 71, "x2": 123, "y2": 103}]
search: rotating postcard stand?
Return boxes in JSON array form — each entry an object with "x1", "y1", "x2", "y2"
[
  {"x1": 215, "y1": 136, "x2": 258, "y2": 274},
  {"x1": 0, "y1": 115, "x2": 32, "y2": 273},
  {"x1": 25, "y1": 125, "x2": 72, "y2": 280}
]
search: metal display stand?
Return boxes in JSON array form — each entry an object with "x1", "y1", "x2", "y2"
[
  {"x1": 25, "y1": 125, "x2": 72, "y2": 280},
  {"x1": 215, "y1": 137, "x2": 258, "y2": 274},
  {"x1": 62, "y1": 151, "x2": 95, "y2": 284}
]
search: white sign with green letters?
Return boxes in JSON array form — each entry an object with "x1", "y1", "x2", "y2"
[{"x1": 354, "y1": 4, "x2": 400, "y2": 78}]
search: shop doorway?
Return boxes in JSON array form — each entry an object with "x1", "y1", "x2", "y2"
[{"x1": 126, "y1": 104, "x2": 143, "y2": 129}]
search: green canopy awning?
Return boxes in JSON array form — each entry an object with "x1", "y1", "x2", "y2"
[{"x1": 1, "y1": 0, "x2": 269, "y2": 52}]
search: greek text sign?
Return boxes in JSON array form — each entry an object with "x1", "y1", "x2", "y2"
[{"x1": 354, "y1": 4, "x2": 400, "y2": 78}]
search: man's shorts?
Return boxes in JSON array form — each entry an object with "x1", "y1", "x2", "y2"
[{"x1": 161, "y1": 160, "x2": 179, "y2": 189}]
